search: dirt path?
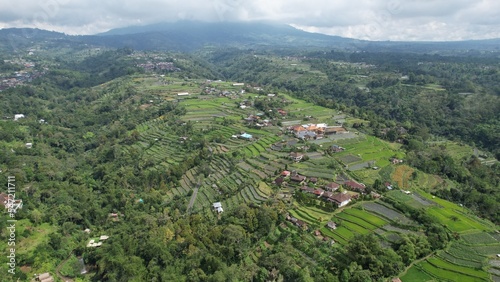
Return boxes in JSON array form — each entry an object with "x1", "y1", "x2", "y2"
[
  {"x1": 186, "y1": 181, "x2": 201, "y2": 213},
  {"x1": 55, "y1": 252, "x2": 74, "y2": 282},
  {"x1": 396, "y1": 252, "x2": 435, "y2": 279}
]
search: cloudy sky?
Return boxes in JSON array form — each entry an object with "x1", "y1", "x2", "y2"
[{"x1": 1, "y1": 0, "x2": 499, "y2": 41}]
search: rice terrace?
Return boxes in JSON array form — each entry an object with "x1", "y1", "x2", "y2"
[
  {"x1": 111, "y1": 74, "x2": 500, "y2": 282},
  {"x1": 0, "y1": 29, "x2": 499, "y2": 282}
]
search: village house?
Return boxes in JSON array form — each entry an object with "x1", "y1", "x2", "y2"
[
  {"x1": 14, "y1": 114, "x2": 25, "y2": 121},
  {"x1": 87, "y1": 235, "x2": 110, "y2": 248},
  {"x1": 289, "y1": 152, "x2": 304, "y2": 162},
  {"x1": 274, "y1": 177, "x2": 285, "y2": 186},
  {"x1": 295, "y1": 219, "x2": 307, "y2": 229},
  {"x1": 289, "y1": 125, "x2": 306, "y2": 134},
  {"x1": 305, "y1": 124, "x2": 318, "y2": 131},
  {"x1": 290, "y1": 174, "x2": 307, "y2": 184},
  {"x1": 329, "y1": 145, "x2": 345, "y2": 153},
  {"x1": 313, "y1": 188, "x2": 325, "y2": 197},
  {"x1": 289, "y1": 123, "x2": 346, "y2": 139},
  {"x1": 296, "y1": 130, "x2": 316, "y2": 140},
  {"x1": 324, "y1": 182, "x2": 340, "y2": 191},
  {"x1": 244, "y1": 116, "x2": 255, "y2": 124},
  {"x1": 213, "y1": 202, "x2": 223, "y2": 213},
  {"x1": 300, "y1": 186, "x2": 315, "y2": 194},
  {"x1": 239, "y1": 133, "x2": 253, "y2": 140},
  {"x1": 327, "y1": 221, "x2": 337, "y2": 230},
  {"x1": 328, "y1": 192, "x2": 352, "y2": 208},
  {"x1": 324, "y1": 126, "x2": 348, "y2": 135},
  {"x1": 262, "y1": 119, "x2": 271, "y2": 126},
  {"x1": 390, "y1": 158, "x2": 404, "y2": 165},
  {"x1": 385, "y1": 182, "x2": 393, "y2": 190},
  {"x1": 321, "y1": 191, "x2": 334, "y2": 199},
  {"x1": 344, "y1": 180, "x2": 366, "y2": 193},
  {"x1": 286, "y1": 214, "x2": 308, "y2": 230},
  {"x1": 281, "y1": 171, "x2": 291, "y2": 177}
]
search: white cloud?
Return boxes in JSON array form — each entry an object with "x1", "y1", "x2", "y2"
[{"x1": 0, "y1": 0, "x2": 499, "y2": 40}]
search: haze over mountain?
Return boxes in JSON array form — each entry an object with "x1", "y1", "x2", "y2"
[{"x1": 2, "y1": 0, "x2": 500, "y2": 41}]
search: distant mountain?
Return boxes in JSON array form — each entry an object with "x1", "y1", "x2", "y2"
[
  {"x1": 90, "y1": 21, "x2": 363, "y2": 51},
  {"x1": 1, "y1": 21, "x2": 499, "y2": 53},
  {"x1": 0, "y1": 28, "x2": 69, "y2": 52}
]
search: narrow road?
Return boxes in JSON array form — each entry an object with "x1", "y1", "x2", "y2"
[
  {"x1": 186, "y1": 181, "x2": 201, "y2": 213},
  {"x1": 55, "y1": 252, "x2": 74, "y2": 282},
  {"x1": 396, "y1": 252, "x2": 435, "y2": 278}
]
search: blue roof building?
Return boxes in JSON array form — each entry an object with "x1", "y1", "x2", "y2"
[{"x1": 240, "y1": 133, "x2": 253, "y2": 140}]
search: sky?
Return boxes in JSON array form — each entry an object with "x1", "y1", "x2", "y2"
[{"x1": 1, "y1": 0, "x2": 500, "y2": 41}]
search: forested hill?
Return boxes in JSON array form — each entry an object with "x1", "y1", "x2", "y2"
[
  {"x1": 91, "y1": 21, "x2": 363, "y2": 51},
  {"x1": 0, "y1": 45, "x2": 499, "y2": 282},
  {"x1": 2, "y1": 21, "x2": 500, "y2": 53}
]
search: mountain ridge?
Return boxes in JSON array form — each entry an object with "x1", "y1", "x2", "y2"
[{"x1": 1, "y1": 21, "x2": 500, "y2": 53}]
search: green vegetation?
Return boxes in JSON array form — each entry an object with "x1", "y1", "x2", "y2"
[
  {"x1": 400, "y1": 266, "x2": 434, "y2": 282},
  {"x1": 0, "y1": 42, "x2": 498, "y2": 282}
]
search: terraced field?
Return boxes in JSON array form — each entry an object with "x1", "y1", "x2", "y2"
[
  {"x1": 417, "y1": 257, "x2": 491, "y2": 282},
  {"x1": 298, "y1": 204, "x2": 412, "y2": 246},
  {"x1": 333, "y1": 135, "x2": 404, "y2": 169},
  {"x1": 400, "y1": 203, "x2": 498, "y2": 282},
  {"x1": 391, "y1": 165, "x2": 414, "y2": 189},
  {"x1": 418, "y1": 190, "x2": 494, "y2": 233},
  {"x1": 124, "y1": 77, "x2": 499, "y2": 282},
  {"x1": 362, "y1": 202, "x2": 415, "y2": 225},
  {"x1": 438, "y1": 242, "x2": 487, "y2": 269}
]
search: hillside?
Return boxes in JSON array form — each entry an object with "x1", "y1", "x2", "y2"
[
  {"x1": 0, "y1": 35, "x2": 500, "y2": 282},
  {"x1": 0, "y1": 44, "x2": 499, "y2": 281},
  {"x1": 2, "y1": 21, "x2": 500, "y2": 53}
]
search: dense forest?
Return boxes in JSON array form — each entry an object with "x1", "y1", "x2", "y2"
[{"x1": 0, "y1": 42, "x2": 499, "y2": 282}]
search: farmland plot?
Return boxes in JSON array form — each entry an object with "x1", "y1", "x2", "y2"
[
  {"x1": 343, "y1": 208, "x2": 387, "y2": 226},
  {"x1": 418, "y1": 260, "x2": 486, "y2": 282},
  {"x1": 426, "y1": 257, "x2": 490, "y2": 281},
  {"x1": 391, "y1": 165, "x2": 414, "y2": 189},
  {"x1": 335, "y1": 213, "x2": 378, "y2": 230},
  {"x1": 338, "y1": 154, "x2": 362, "y2": 164},
  {"x1": 461, "y1": 232, "x2": 499, "y2": 245},
  {"x1": 400, "y1": 267, "x2": 434, "y2": 282},
  {"x1": 438, "y1": 252, "x2": 484, "y2": 268},
  {"x1": 362, "y1": 202, "x2": 415, "y2": 225}
]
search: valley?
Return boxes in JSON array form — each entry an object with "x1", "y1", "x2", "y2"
[{"x1": 0, "y1": 37, "x2": 499, "y2": 281}]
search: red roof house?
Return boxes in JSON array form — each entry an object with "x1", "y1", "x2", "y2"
[{"x1": 344, "y1": 180, "x2": 366, "y2": 192}]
